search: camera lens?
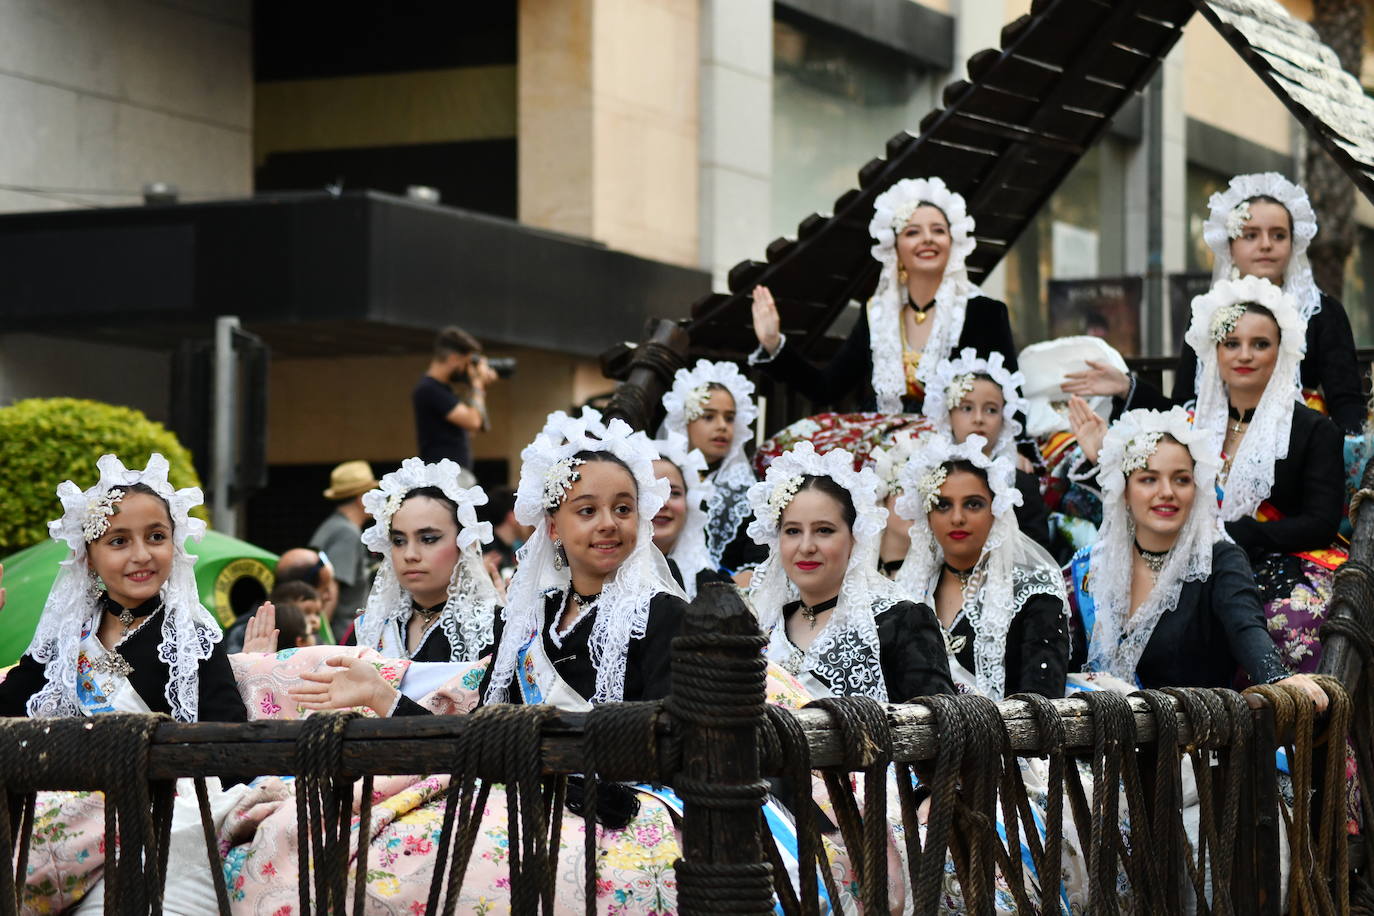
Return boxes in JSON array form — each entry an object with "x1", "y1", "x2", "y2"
[{"x1": 486, "y1": 356, "x2": 517, "y2": 379}]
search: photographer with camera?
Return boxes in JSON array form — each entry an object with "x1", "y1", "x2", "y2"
[{"x1": 412, "y1": 326, "x2": 511, "y2": 474}]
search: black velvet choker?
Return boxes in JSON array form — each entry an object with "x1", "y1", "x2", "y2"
[
  {"x1": 1227, "y1": 405, "x2": 1257, "y2": 423},
  {"x1": 411, "y1": 599, "x2": 446, "y2": 622},
  {"x1": 905, "y1": 294, "x2": 936, "y2": 323},
  {"x1": 100, "y1": 594, "x2": 161, "y2": 620},
  {"x1": 943, "y1": 562, "x2": 976, "y2": 588},
  {"x1": 879, "y1": 558, "x2": 905, "y2": 575},
  {"x1": 794, "y1": 595, "x2": 839, "y2": 628}
]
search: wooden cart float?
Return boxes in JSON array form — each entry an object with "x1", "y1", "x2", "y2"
[{"x1": 0, "y1": 564, "x2": 1363, "y2": 915}]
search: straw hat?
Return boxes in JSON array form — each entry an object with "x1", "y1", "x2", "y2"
[{"x1": 323, "y1": 460, "x2": 379, "y2": 500}]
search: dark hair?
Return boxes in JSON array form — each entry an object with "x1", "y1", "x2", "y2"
[
  {"x1": 547, "y1": 450, "x2": 638, "y2": 516},
  {"x1": 789, "y1": 475, "x2": 858, "y2": 530},
  {"x1": 1233, "y1": 302, "x2": 1281, "y2": 343},
  {"x1": 434, "y1": 326, "x2": 482, "y2": 359},
  {"x1": 270, "y1": 579, "x2": 319, "y2": 605},
  {"x1": 398, "y1": 486, "x2": 461, "y2": 530},
  {"x1": 942, "y1": 460, "x2": 993, "y2": 496},
  {"x1": 110, "y1": 482, "x2": 173, "y2": 529},
  {"x1": 272, "y1": 601, "x2": 309, "y2": 651},
  {"x1": 914, "y1": 200, "x2": 949, "y2": 225},
  {"x1": 1242, "y1": 194, "x2": 1293, "y2": 233}
]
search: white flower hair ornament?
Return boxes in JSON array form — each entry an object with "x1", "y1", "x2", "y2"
[
  {"x1": 922, "y1": 348, "x2": 1027, "y2": 459},
  {"x1": 486, "y1": 408, "x2": 685, "y2": 705},
  {"x1": 893, "y1": 434, "x2": 1021, "y2": 524},
  {"x1": 1203, "y1": 172, "x2": 1320, "y2": 321},
  {"x1": 355, "y1": 458, "x2": 499, "y2": 663},
  {"x1": 651, "y1": 431, "x2": 716, "y2": 599},
  {"x1": 745, "y1": 440, "x2": 905, "y2": 702},
  {"x1": 1087, "y1": 407, "x2": 1222, "y2": 681},
  {"x1": 1184, "y1": 275, "x2": 1307, "y2": 523},
  {"x1": 866, "y1": 177, "x2": 983, "y2": 411},
  {"x1": 893, "y1": 435, "x2": 1040, "y2": 701},
  {"x1": 745, "y1": 441, "x2": 886, "y2": 548},
  {"x1": 659, "y1": 359, "x2": 760, "y2": 568},
  {"x1": 869, "y1": 428, "x2": 930, "y2": 499},
  {"x1": 29, "y1": 454, "x2": 218, "y2": 722}
]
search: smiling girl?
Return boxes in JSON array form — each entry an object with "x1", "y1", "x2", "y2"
[
  {"x1": 658, "y1": 359, "x2": 762, "y2": 571},
  {"x1": 893, "y1": 436, "x2": 1068, "y2": 700},
  {"x1": 649, "y1": 431, "x2": 724, "y2": 599},
  {"x1": 1066, "y1": 408, "x2": 1324, "y2": 708},
  {"x1": 484, "y1": 409, "x2": 688, "y2": 708},
  {"x1": 749, "y1": 177, "x2": 1016, "y2": 414},
  {"x1": 747, "y1": 441, "x2": 952, "y2": 702},
  {"x1": 0, "y1": 454, "x2": 245, "y2": 723}
]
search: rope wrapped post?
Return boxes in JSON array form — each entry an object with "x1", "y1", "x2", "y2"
[
  {"x1": 1238, "y1": 693, "x2": 1283, "y2": 916},
  {"x1": 600, "y1": 318, "x2": 690, "y2": 432},
  {"x1": 664, "y1": 581, "x2": 772, "y2": 915}
]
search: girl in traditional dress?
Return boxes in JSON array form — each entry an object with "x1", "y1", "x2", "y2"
[
  {"x1": 0, "y1": 454, "x2": 246, "y2": 913},
  {"x1": 747, "y1": 440, "x2": 953, "y2": 703},
  {"x1": 871, "y1": 428, "x2": 928, "y2": 578},
  {"x1": 1065, "y1": 407, "x2": 1325, "y2": 705},
  {"x1": 485, "y1": 408, "x2": 689, "y2": 707},
  {"x1": 924, "y1": 347, "x2": 1052, "y2": 549},
  {"x1": 650, "y1": 430, "x2": 727, "y2": 599},
  {"x1": 0, "y1": 453, "x2": 244, "y2": 722},
  {"x1": 892, "y1": 435, "x2": 1068, "y2": 700},
  {"x1": 657, "y1": 358, "x2": 763, "y2": 572},
  {"x1": 287, "y1": 457, "x2": 502, "y2": 716},
  {"x1": 750, "y1": 176, "x2": 1017, "y2": 414},
  {"x1": 1065, "y1": 172, "x2": 1364, "y2": 433}
]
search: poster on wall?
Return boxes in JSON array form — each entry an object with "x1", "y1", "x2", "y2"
[{"x1": 1047, "y1": 276, "x2": 1143, "y2": 356}]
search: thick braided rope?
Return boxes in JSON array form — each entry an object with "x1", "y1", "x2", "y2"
[
  {"x1": 293, "y1": 710, "x2": 360, "y2": 916},
  {"x1": 582, "y1": 702, "x2": 663, "y2": 916},
  {"x1": 1077, "y1": 690, "x2": 1137, "y2": 915},
  {"x1": 909, "y1": 693, "x2": 968, "y2": 911},
  {"x1": 1163, "y1": 687, "x2": 1225, "y2": 911},
  {"x1": 760, "y1": 704, "x2": 840, "y2": 915},
  {"x1": 663, "y1": 630, "x2": 773, "y2": 916},
  {"x1": 0, "y1": 715, "x2": 173, "y2": 914},
  {"x1": 1132, "y1": 689, "x2": 1185, "y2": 914},
  {"x1": 957, "y1": 692, "x2": 1033, "y2": 914},
  {"x1": 1009, "y1": 691, "x2": 1067, "y2": 915},
  {"x1": 804, "y1": 696, "x2": 892, "y2": 914}
]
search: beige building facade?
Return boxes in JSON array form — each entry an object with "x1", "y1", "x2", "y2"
[{"x1": 0, "y1": 0, "x2": 1369, "y2": 545}]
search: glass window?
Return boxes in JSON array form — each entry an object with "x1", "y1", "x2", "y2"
[{"x1": 771, "y1": 18, "x2": 938, "y2": 240}]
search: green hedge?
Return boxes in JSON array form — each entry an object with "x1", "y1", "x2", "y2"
[{"x1": 0, "y1": 398, "x2": 206, "y2": 552}]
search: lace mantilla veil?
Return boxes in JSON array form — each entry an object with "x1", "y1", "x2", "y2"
[
  {"x1": 894, "y1": 435, "x2": 1064, "y2": 700},
  {"x1": 485, "y1": 408, "x2": 686, "y2": 705},
  {"x1": 1203, "y1": 172, "x2": 1321, "y2": 323},
  {"x1": 1185, "y1": 275, "x2": 1307, "y2": 523},
  {"x1": 658, "y1": 359, "x2": 759, "y2": 568},
  {"x1": 1085, "y1": 407, "x2": 1222, "y2": 680},
  {"x1": 27, "y1": 454, "x2": 220, "y2": 722},
  {"x1": 922, "y1": 347, "x2": 1028, "y2": 461},
  {"x1": 651, "y1": 431, "x2": 716, "y2": 599},
  {"x1": 745, "y1": 441, "x2": 904, "y2": 702},
  {"x1": 867, "y1": 177, "x2": 982, "y2": 413},
  {"x1": 353, "y1": 458, "x2": 500, "y2": 662}
]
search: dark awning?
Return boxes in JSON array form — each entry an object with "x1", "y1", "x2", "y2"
[{"x1": 0, "y1": 190, "x2": 709, "y2": 358}]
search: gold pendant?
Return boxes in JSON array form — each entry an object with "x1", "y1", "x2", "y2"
[
  {"x1": 91, "y1": 651, "x2": 133, "y2": 678},
  {"x1": 914, "y1": 309, "x2": 930, "y2": 324}
]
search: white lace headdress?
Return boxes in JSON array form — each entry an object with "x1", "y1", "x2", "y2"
[
  {"x1": 894, "y1": 435, "x2": 1061, "y2": 700},
  {"x1": 1185, "y1": 275, "x2": 1307, "y2": 522},
  {"x1": 486, "y1": 408, "x2": 686, "y2": 705},
  {"x1": 26, "y1": 454, "x2": 219, "y2": 722},
  {"x1": 1203, "y1": 172, "x2": 1321, "y2": 322},
  {"x1": 658, "y1": 359, "x2": 759, "y2": 567},
  {"x1": 745, "y1": 441, "x2": 905, "y2": 702},
  {"x1": 354, "y1": 458, "x2": 499, "y2": 662},
  {"x1": 922, "y1": 347, "x2": 1027, "y2": 460},
  {"x1": 651, "y1": 431, "x2": 716, "y2": 599},
  {"x1": 870, "y1": 428, "x2": 931, "y2": 500},
  {"x1": 867, "y1": 177, "x2": 982, "y2": 413},
  {"x1": 1085, "y1": 407, "x2": 1222, "y2": 680}
]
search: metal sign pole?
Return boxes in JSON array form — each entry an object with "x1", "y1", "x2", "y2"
[{"x1": 213, "y1": 315, "x2": 240, "y2": 535}]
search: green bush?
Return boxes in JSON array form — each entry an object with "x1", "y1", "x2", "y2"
[{"x1": 0, "y1": 398, "x2": 207, "y2": 552}]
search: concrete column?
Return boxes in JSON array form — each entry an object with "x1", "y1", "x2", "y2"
[
  {"x1": 699, "y1": 0, "x2": 773, "y2": 290},
  {"x1": 518, "y1": 0, "x2": 700, "y2": 267}
]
